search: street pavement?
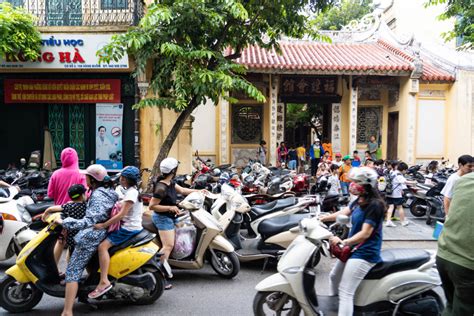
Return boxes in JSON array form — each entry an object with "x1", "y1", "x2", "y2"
[{"x1": 0, "y1": 240, "x2": 439, "y2": 316}]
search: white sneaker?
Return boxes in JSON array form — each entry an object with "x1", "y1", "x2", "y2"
[
  {"x1": 401, "y1": 220, "x2": 410, "y2": 226},
  {"x1": 385, "y1": 220, "x2": 396, "y2": 227}
]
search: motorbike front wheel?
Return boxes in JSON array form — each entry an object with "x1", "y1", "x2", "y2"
[
  {"x1": 0, "y1": 275, "x2": 43, "y2": 313},
  {"x1": 253, "y1": 291, "x2": 301, "y2": 316},
  {"x1": 210, "y1": 250, "x2": 240, "y2": 279}
]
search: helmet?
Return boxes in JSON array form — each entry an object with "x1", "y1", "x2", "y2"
[
  {"x1": 335, "y1": 152, "x2": 342, "y2": 158},
  {"x1": 212, "y1": 168, "x2": 221, "y2": 177},
  {"x1": 343, "y1": 155, "x2": 353, "y2": 161},
  {"x1": 348, "y1": 167, "x2": 378, "y2": 187},
  {"x1": 314, "y1": 138, "x2": 320, "y2": 142},
  {"x1": 160, "y1": 158, "x2": 179, "y2": 174},
  {"x1": 121, "y1": 166, "x2": 140, "y2": 182},
  {"x1": 81, "y1": 164, "x2": 109, "y2": 182},
  {"x1": 68, "y1": 184, "x2": 87, "y2": 200}
]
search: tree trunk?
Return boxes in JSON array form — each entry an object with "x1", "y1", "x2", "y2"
[{"x1": 146, "y1": 98, "x2": 198, "y2": 192}]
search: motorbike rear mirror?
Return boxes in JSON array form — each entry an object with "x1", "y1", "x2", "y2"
[{"x1": 336, "y1": 215, "x2": 350, "y2": 225}]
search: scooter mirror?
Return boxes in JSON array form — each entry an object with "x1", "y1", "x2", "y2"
[{"x1": 336, "y1": 214, "x2": 350, "y2": 225}]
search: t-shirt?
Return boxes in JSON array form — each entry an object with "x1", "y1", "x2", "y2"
[
  {"x1": 62, "y1": 202, "x2": 87, "y2": 249},
  {"x1": 296, "y1": 147, "x2": 306, "y2": 161},
  {"x1": 368, "y1": 141, "x2": 378, "y2": 154},
  {"x1": 121, "y1": 187, "x2": 143, "y2": 231},
  {"x1": 387, "y1": 171, "x2": 407, "y2": 198},
  {"x1": 327, "y1": 175, "x2": 341, "y2": 196},
  {"x1": 349, "y1": 199, "x2": 384, "y2": 263},
  {"x1": 339, "y1": 164, "x2": 352, "y2": 182},
  {"x1": 351, "y1": 157, "x2": 361, "y2": 167},
  {"x1": 153, "y1": 181, "x2": 178, "y2": 218},
  {"x1": 332, "y1": 160, "x2": 343, "y2": 167},
  {"x1": 440, "y1": 172, "x2": 461, "y2": 199},
  {"x1": 437, "y1": 172, "x2": 474, "y2": 270},
  {"x1": 288, "y1": 149, "x2": 297, "y2": 161}
]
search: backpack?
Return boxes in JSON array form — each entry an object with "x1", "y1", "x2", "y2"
[
  {"x1": 384, "y1": 172, "x2": 399, "y2": 195},
  {"x1": 108, "y1": 201, "x2": 122, "y2": 232}
]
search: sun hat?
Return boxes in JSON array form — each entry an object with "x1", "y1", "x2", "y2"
[
  {"x1": 342, "y1": 155, "x2": 353, "y2": 161},
  {"x1": 335, "y1": 153, "x2": 342, "y2": 157},
  {"x1": 81, "y1": 164, "x2": 109, "y2": 182}
]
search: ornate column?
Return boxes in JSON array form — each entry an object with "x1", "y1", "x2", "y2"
[
  {"x1": 269, "y1": 75, "x2": 279, "y2": 166},
  {"x1": 135, "y1": 71, "x2": 149, "y2": 167},
  {"x1": 406, "y1": 92, "x2": 417, "y2": 165},
  {"x1": 219, "y1": 99, "x2": 230, "y2": 164},
  {"x1": 349, "y1": 80, "x2": 358, "y2": 154}
]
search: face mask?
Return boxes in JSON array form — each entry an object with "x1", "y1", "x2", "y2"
[{"x1": 349, "y1": 182, "x2": 365, "y2": 195}]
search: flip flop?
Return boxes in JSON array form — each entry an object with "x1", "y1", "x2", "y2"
[
  {"x1": 165, "y1": 281, "x2": 172, "y2": 290},
  {"x1": 88, "y1": 284, "x2": 113, "y2": 299}
]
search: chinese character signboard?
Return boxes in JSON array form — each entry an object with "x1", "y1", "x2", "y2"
[
  {"x1": 0, "y1": 34, "x2": 129, "y2": 70},
  {"x1": 280, "y1": 76, "x2": 338, "y2": 98},
  {"x1": 96, "y1": 103, "x2": 124, "y2": 171},
  {"x1": 4, "y1": 79, "x2": 121, "y2": 104},
  {"x1": 331, "y1": 103, "x2": 342, "y2": 153}
]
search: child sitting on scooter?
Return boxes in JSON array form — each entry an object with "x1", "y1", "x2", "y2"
[
  {"x1": 42, "y1": 184, "x2": 87, "y2": 264},
  {"x1": 88, "y1": 166, "x2": 143, "y2": 299}
]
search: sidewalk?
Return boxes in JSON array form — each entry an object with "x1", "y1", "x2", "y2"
[{"x1": 383, "y1": 216, "x2": 436, "y2": 241}]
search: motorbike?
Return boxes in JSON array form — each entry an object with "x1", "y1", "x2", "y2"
[
  {"x1": 217, "y1": 190, "x2": 317, "y2": 264},
  {"x1": 253, "y1": 215, "x2": 444, "y2": 315},
  {"x1": 142, "y1": 192, "x2": 240, "y2": 278},
  {"x1": 0, "y1": 213, "x2": 168, "y2": 313},
  {"x1": 407, "y1": 174, "x2": 446, "y2": 225}
]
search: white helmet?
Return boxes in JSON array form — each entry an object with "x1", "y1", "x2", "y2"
[
  {"x1": 348, "y1": 167, "x2": 378, "y2": 187},
  {"x1": 160, "y1": 158, "x2": 179, "y2": 174}
]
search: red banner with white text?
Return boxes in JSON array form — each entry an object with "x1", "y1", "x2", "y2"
[{"x1": 4, "y1": 79, "x2": 121, "y2": 104}]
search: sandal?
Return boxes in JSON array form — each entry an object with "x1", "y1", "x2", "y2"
[
  {"x1": 88, "y1": 284, "x2": 113, "y2": 299},
  {"x1": 165, "y1": 281, "x2": 172, "y2": 290}
]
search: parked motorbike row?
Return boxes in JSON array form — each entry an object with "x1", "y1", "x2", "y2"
[{"x1": 404, "y1": 163, "x2": 455, "y2": 225}]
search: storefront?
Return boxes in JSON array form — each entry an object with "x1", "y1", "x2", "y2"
[{"x1": 0, "y1": 33, "x2": 136, "y2": 171}]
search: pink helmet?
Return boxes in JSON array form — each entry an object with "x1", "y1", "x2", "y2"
[{"x1": 81, "y1": 164, "x2": 108, "y2": 182}]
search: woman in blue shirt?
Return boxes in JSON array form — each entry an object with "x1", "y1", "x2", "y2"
[{"x1": 320, "y1": 167, "x2": 385, "y2": 316}]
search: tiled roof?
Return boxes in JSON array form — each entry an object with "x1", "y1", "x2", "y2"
[{"x1": 235, "y1": 39, "x2": 455, "y2": 82}]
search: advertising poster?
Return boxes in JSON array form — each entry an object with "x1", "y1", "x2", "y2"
[{"x1": 96, "y1": 103, "x2": 123, "y2": 170}]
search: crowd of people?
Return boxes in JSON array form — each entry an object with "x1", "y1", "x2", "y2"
[{"x1": 28, "y1": 144, "x2": 474, "y2": 316}]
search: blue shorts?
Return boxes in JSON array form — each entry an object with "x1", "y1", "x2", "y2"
[
  {"x1": 152, "y1": 212, "x2": 178, "y2": 231},
  {"x1": 107, "y1": 228, "x2": 142, "y2": 246}
]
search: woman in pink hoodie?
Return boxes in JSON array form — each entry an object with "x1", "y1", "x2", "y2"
[{"x1": 48, "y1": 148, "x2": 87, "y2": 205}]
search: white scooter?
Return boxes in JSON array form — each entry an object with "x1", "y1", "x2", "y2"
[
  {"x1": 254, "y1": 216, "x2": 444, "y2": 315},
  {"x1": 0, "y1": 186, "x2": 37, "y2": 261}
]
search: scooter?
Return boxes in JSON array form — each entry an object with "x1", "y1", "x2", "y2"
[
  {"x1": 218, "y1": 192, "x2": 312, "y2": 263},
  {"x1": 0, "y1": 213, "x2": 168, "y2": 313},
  {"x1": 253, "y1": 216, "x2": 444, "y2": 315},
  {"x1": 142, "y1": 192, "x2": 240, "y2": 278}
]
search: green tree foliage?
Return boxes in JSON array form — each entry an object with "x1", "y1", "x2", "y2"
[
  {"x1": 0, "y1": 2, "x2": 41, "y2": 60},
  {"x1": 98, "y1": 0, "x2": 334, "y2": 180},
  {"x1": 311, "y1": 0, "x2": 373, "y2": 30},
  {"x1": 426, "y1": 0, "x2": 473, "y2": 49}
]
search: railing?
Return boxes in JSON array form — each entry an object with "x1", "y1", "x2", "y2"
[{"x1": 1, "y1": 0, "x2": 145, "y2": 27}]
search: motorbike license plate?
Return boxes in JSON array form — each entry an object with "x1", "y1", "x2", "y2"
[
  {"x1": 309, "y1": 206, "x2": 318, "y2": 214},
  {"x1": 406, "y1": 198, "x2": 412, "y2": 205}
]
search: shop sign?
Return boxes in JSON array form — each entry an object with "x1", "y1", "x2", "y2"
[
  {"x1": 280, "y1": 76, "x2": 338, "y2": 98},
  {"x1": 331, "y1": 103, "x2": 342, "y2": 153},
  {"x1": 96, "y1": 103, "x2": 124, "y2": 171},
  {"x1": 0, "y1": 34, "x2": 129, "y2": 70},
  {"x1": 4, "y1": 79, "x2": 121, "y2": 104}
]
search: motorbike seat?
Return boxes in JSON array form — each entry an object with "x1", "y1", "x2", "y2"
[
  {"x1": 250, "y1": 197, "x2": 296, "y2": 219},
  {"x1": 364, "y1": 248, "x2": 431, "y2": 280},
  {"x1": 109, "y1": 230, "x2": 156, "y2": 256},
  {"x1": 25, "y1": 202, "x2": 54, "y2": 216},
  {"x1": 258, "y1": 214, "x2": 308, "y2": 240}
]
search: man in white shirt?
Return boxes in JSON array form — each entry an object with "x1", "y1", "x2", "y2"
[
  {"x1": 441, "y1": 155, "x2": 473, "y2": 215},
  {"x1": 96, "y1": 126, "x2": 114, "y2": 161}
]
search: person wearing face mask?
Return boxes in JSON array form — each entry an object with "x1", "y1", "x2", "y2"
[
  {"x1": 320, "y1": 167, "x2": 385, "y2": 316},
  {"x1": 149, "y1": 158, "x2": 207, "y2": 289}
]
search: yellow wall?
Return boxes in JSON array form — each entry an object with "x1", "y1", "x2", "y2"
[
  {"x1": 139, "y1": 107, "x2": 194, "y2": 175},
  {"x1": 389, "y1": 77, "x2": 410, "y2": 162}
]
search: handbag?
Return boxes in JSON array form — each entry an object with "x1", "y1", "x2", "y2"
[
  {"x1": 330, "y1": 216, "x2": 380, "y2": 262},
  {"x1": 108, "y1": 201, "x2": 122, "y2": 232}
]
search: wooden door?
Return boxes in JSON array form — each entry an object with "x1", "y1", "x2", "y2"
[{"x1": 387, "y1": 112, "x2": 399, "y2": 160}]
